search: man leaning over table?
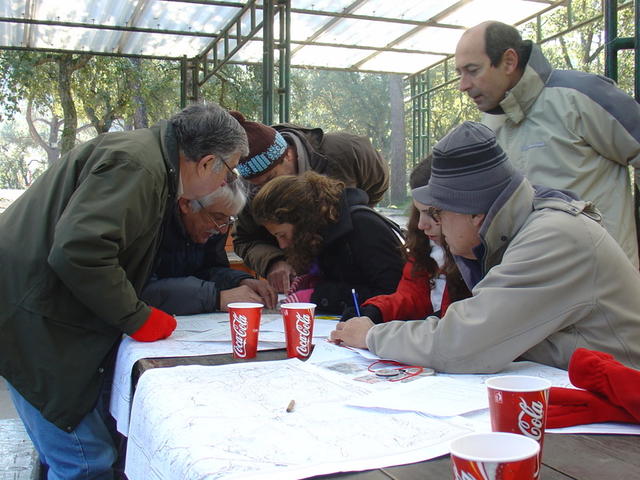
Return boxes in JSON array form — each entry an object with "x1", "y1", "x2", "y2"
[
  {"x1": 141, "y1": 181, "x2": 277, "y2": 314},
  {"x1": 0, "y1": 103, "x2": 248, "y2": 480},
  {"x1": 331, "y1": 121, "x2": 640, "y2": 374},
  {"x1": 455, "y1": 21, "x2": 640, "y2": 268}
]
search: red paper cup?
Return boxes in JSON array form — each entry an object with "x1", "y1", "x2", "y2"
[
  {"x1": 228, "y1": 302, "x2": 263, "y2": 359},
  {"x1": 281, "y1": 302, "x2": 316, "y2": 359},
  {"x1": 450, "y1": 432, "x2": 540, "y2": 480},
  {"x1": 486, "y1": 376, "x2": 550, "y2": 445}
]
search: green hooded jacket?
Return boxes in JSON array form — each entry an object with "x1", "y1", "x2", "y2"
[{"x1": 0, "y1": 121, "x2": 178, "y2": 431}]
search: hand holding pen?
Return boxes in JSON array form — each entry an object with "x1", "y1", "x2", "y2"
[{"x1": 351, "y1": 288, "x2": 361, "y2": 317}]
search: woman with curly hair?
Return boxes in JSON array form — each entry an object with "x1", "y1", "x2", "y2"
[
  {"x1": 251, "y1": 171, "x2": 404, "y2": 314},
  {"x1": 341, "y1": 156, "x2": 471, "y2": 324}
]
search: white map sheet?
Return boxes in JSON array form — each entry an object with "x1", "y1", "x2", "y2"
[
  {"x1": 115, "y1": 313, "x2": 640, "y2": 480},
  {"x1": 109, "y1": 313, "x2": 339, "y2": 435},
  {"x1": 124, "y1": 360, "x2": 473, "y2": 480}
]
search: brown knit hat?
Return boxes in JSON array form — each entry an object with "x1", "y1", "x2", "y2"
[{"x1": 228, "y1": 111, "x2": 288, "y2": 179}]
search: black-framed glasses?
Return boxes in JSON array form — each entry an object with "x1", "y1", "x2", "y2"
[{"x1": 218, "y1": 157, "x2": 238, "y2": 182}]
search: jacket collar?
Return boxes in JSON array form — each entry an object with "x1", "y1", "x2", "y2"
[
  {"x1": 157, "y1": 119, "x2": 180, "y2": 200},
  {"x1": 478, "y1": 175, "x2": 533, "y2": 273},
  {"x1": 477, "y1": 177, "x2": 598, "y2": 274},
  {"x1": 488, "y1": 42, "x2": 552, "y2": 124}
]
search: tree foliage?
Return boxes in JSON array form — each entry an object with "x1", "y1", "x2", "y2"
[{"x1": 0, "y1": 0, "x2": 635, "y2": 198}]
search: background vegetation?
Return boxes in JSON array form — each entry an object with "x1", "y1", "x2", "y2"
[{"x1": 0, "y1": 0, "x2": 636, "y2": 207}]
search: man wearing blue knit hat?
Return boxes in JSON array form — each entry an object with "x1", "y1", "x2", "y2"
[
  {"x1": 332, "y1": 121, "x2": 640, "y2": 374},
  {"x1": 229, "y1": 111, "x2": 389, "y2": 293}
]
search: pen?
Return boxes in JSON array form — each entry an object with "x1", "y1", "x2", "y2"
[
  {"x1": 351, "y1": 288, "x2": 361, "y2": 317},
  {"x1": 286, "y1": 399, "x2": 296, "y2": 413}
]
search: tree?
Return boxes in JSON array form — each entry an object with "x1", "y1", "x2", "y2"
[
  {"x1": 25, "y1": 97, "x2": 61, "y2": 166},
  {"x1": 388, "y1": 74, "x2": 407, "y2": 205},
  {"x1": 0, "y1": 117, "x2": 45, "y2": 188}
]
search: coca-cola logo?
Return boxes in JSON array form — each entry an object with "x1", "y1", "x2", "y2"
[
  {"x1": 295, "y1": 312, "x2": 312, "y2": 356},
  {"x1": 517, "y1": 397, "x2": 545, "y2": 441},
  {"x1": 232, "y1": 312, "x2": 248, "y2": 357}
]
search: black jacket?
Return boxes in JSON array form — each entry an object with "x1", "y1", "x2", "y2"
[
  {"x1": 311, "y1": 188, "x2": 403, "y2": 314},
  {"x1": 141, "y1": 205, "x2": 252, "y2": 315}
]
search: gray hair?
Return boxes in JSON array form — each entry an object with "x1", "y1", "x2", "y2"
[
  {"x1": 189, "y1": 179, "x2": 247, "y2": 215},
  {"x1": 170, "y1": 103, "x2": 249, "y2": 167}
]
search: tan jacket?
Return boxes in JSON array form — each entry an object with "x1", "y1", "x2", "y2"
[
  {"x1": 367, "y1": 178, "x2": 640, "y2": 373},
  {"x1": 483, "y1": 43, "x2": 640, "y2": 268}
]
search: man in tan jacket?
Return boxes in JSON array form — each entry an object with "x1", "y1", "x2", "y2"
[
  {"x1": 331, "y1": 122, "x2": 640, "y2": 373},
  {"x1": 455, "y1": 21, "x2": 640, "y2": 268}
]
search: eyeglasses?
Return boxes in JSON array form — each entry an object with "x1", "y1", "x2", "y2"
[
  {"x1": 218, "y1": 157, "x2": 238, "y2": 182},
  {"x1": 367, "y1": 360, "x2": 430, "y2": 382},
  {"x1": 197, "y1": 201, "x2": 236, "y2": 231},
  {"x1": 205, "y1": 212, "x2": 236, "y2": 231}
]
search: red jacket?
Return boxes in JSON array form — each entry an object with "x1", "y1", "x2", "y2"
[{"x1": 363, "y1": 260, "x2": 451, "y2": 321}]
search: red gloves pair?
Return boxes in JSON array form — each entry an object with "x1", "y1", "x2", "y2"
[
  {"x1": 547, "y1": 348, "x2": 640, "y2": 428},
  {"x1": 130, "y1": 307, "x2": 177, "y2": 342}
]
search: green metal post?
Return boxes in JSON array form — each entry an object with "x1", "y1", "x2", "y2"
[
  {"x1": 277, "y1": 0, "x2": 290, "y2": 123},
  {"x1": 262, "y1": 0, "x2": 274, "y2": 124},
  {"x1": 180, "y1": 57, "x2": 187, "y2": 108},
  {"x1": 604, "y1": 0, "x2": 618, "y2": 81}
]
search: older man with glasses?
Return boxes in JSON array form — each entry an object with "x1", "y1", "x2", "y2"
[{"x1": 141, "y1": 181, "x2": 277, "y2": 315}]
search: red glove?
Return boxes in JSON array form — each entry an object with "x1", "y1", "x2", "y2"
[
  {"x1": 131, "y1": 307, "x2": 177, "y2": 342},
  {"x1": 283, "y1": 288, "x2": 313, "y2": 304},
  {"x1": 547, "y1": 387, "x2": 637, "y2": 428},
  {"x1": 569, "y1": 348, "x2": 640, "y2": 422}
]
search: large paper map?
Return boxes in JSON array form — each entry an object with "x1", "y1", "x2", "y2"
[{"x1": 124, "y1": 359, "x2": 472, "y2": 480}]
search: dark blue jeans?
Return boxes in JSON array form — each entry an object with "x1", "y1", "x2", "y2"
[{"x1": 8, "y1": 383, "x2": 116, "y2": 480}]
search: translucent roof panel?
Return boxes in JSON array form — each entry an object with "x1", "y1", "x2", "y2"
[
  {"x1": 312, "y1": 18, "x2": 415, "y2": 48},
  {"x1": 440, "y1": 0, "x2": 549, "y2": 27},
  {"x1": 292, "y1": 44, "x2": 376, "y2": 69},
  {"x1": 397, "y1": 27, "x2": 466, "y2": 55},
  {"x1": 352, "y1": 0, "x2": 459, "y2": 22},
  {"x1": 360, "y1": 52, "x2": 446, "y2": 75},
  {"x1": 0, "y1": 0, "x2": 558, "y2": 73}
]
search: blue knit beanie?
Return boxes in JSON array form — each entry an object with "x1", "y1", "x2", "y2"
[
  {"x1": 229, "y1": 111, "x2": 288, "y2": 179},
  {"x1": 412, "y1": 121, "x2": 518, "y2": 214}
]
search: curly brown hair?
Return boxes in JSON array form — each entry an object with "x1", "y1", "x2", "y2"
[{"x1": 252, "y1": 171, "x2": 344, "y2": 273}]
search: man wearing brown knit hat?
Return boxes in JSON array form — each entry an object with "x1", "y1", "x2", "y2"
[
  {"x1": 229, "y1": 111, "x2": 389, "y2": 292},
  {"x1": 331, "y1": 121, "x2": 640, "y2": 374}
]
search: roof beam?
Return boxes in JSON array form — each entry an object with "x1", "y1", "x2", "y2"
[
  {"x1": 0, "y1": 16, "x2": 217, "y2": 39},
  {"x1": 290, "y1": 0, "x2": 369, "y2": 58},
  {"x1": 198, "y1": 0, "x2": 263, "y2": 83}
]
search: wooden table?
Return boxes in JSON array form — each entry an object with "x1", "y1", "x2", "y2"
[{"x1": 129, "y1": 350, "x2": 640, "y2": 480}]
